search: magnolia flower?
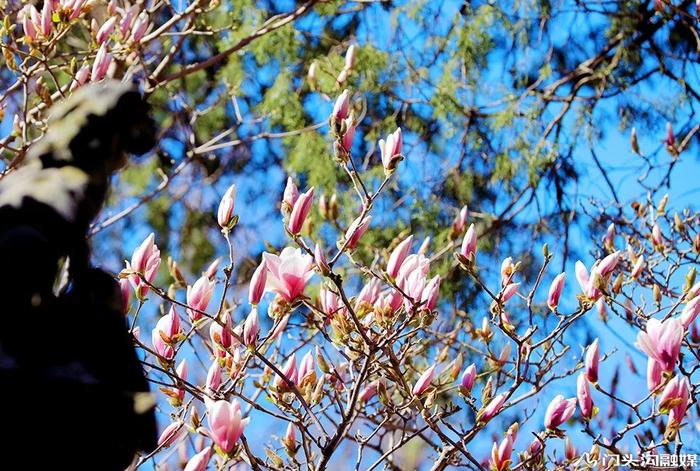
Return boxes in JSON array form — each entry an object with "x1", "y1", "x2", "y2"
[
  {"x1": 158, "y1": 421, "x2": 184, "y2": 448},
  {"x1": 332, "y1": 90, "x2": 350, "y2": 121},
  {"x1": 500, "y1": 282, "x2": 520, "y2": 303},
  {"x1": 575, "y1": 260, "x2": 601, "y2": 300},
  {"x1": 344, "y1": 44, "x2": 357, "y2": 70},
  {"x1": 420, "y1": 275, "x2": 440, "y2": 311},
  {"x1": 186, "y1": 275, "x2": 214, "y2": 321},
  {"x1": 564, "y1": 437, "x2": 577, "y2": 461},
  {"x1": 151, "y1": 307, "x2": 182, "y2": 360},
  {"x1": 547, "y1": 273, "x2": 566, "y2": 311},
  {"x1": 379, "y1": 128, "x2": 403, "y2": 175},
  {"x1": 119, "y1": 4, "x2": 139, "y2": 37},
  {"x1": 21, "y1": 6, "x2": 38, "y2": 41},
  {"x1": 130, "y1": 11, "x2": 149, "y2": 42},
  {"x1": 175, "y1": 359, "x2": 188, "y2": 403},
  {"x1": 127, "y1": 232, "x2": 161, "y2": 299},
  {"x1": 206, "y1": 399, "x2": 247, "y2": 453},
  {"x1": 460, "y1": 364, "x2": 476, "y2": 394},
  {"x1": 96, "y1": 17, "x2": 116, "y2": 44},
  {"x1": 249, "y1": 261, "x2": 268, "y2": 305},
  {"x1": 297, "y1": 351, "x2": 315, "y2": 386},
  {"x1": 243, "y1": 307, "x2": 260, "y2": 346},
  {"x1": 184, "y1": 446, "x2": 212, "y2": 471},
  {"x1": 490, "y1": 435, "x2": 513, "y2": 471},
  {"x1": 319, "y1": 287, "x2": 341, "y2": 318},
  {"x1": 344, "y1": 215, "x2": 371, "y2": 250},
  {"x1": 119, "y1": 278, "x2": 130, "y2": 315},
  {"x1": 652, "y1": 223, "x2": 663, "y2": 247},
  {"x1": 209, "y1": 312, "x2": 234, "y2": 349},
  {"x1": 681, "y1": 295, "x2": 700, "y2": 328},
  {"x1": 288, "y1": 187, "x2": 314, "y2": 235},
  {"x1": 263, "y1": 248, "x2": 314, "y2": 302},
  {"x1": 386, "y1": 235, "x2": 413, "y2": 278},
  {"x1": 206, "y1": 361, "x2": 222, "y2": 391},
  {"x1": 500, "y1": 257, "x2": 515, "y2": 286},
  {"x1": 630, "y1": 255, "x2": 645, "y2": 279},
  {"x1": 282, "y1": 177, "x2": 299, "y2": 215},
  {"x1": 91, "y1": 43, "x2": 112, "y2": 82},
  {"x1": 585, "y1": 338, "x2": 599, "y2": 383},
  {"x1": 412, "y1": 363, "x2": 437, "y2": 396},
  {"x1": 460, "y1": 224, "x2": 477, "y2": 260},
  {"x1": 477, "y1": 392, "x2": 507, "y2": 423},
  {"x1": 453, "y1": 205, "x2": 468, "y2": 233},
  {"x1": 544, "y1": 395, "x2": 577, "y2": 429},
  {"x1": 659, "y1": 376, "x2": 690, "y2": 433},
  {"x1": 636, "y1": 317, "x2": 684, "y2": 372},
  {"x1": 577, "y1": 373, "x2": 593, "y2": 419},
  {"x1": 597, "y1": 251, "x2": 620, "y2": 277},
  {"x1": 217, "y1": 184, "x2": 237, "y2": 229},
  {"x1": 70, "y1": 66, "x2": 91, "y2": 91},
  {"x1": 359, "y1": 381, "x2": 380, "y2": 402},
  {"x1": 275, "y1": 354, "x2": 297, "y2": 389},
  {"x1": 341, "y1": 117, "x2": 356, "y2": 151}
]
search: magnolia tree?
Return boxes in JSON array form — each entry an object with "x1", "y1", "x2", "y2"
[
  {"x1": 111, "y1": 90, "x2": 698, "y2": 470},
  {"x1": 2, "y1": 0, "x2": 700, "y2": 470}
]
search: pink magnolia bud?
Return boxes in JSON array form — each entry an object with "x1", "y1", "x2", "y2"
[
  {"x1": 40, "y1": 1, "x2": 53, "y2": 37},
  {"x1": 647, "y1": 358, "x2": 663, "y2": 393},
  {"x1": 387, "y1": 235, "x2": 413, "y2": 278},
  {"x1": 307, "y1": 62, "x2": 317, "y2": 88},
  {"x1": 577, "y1": 373, "x2": 593, "y2": 419},
  {"x1": 659, "y1": 376, "x2": 689, "y2": 432},
  {"x1": 379, "y1": 128, "x2": 403, "y2": 175},
  {"x1": 249, "y1": 261, "x2": 267, "y2": 305},
  {"x1": 91, "y1": 43, "x2": 112, "y2": 82},
  {"x1": 243, "y1": 307, "x2": 260, "y2": 346},
  {"x1": 681, "y1": 295, "x2": 700, "y2": 328},
  {"x1": 344, "y1": 215, "x2": 371, "y2": 250},
  {"x1": 282, "y1": 177, "x2": 299, "y2": 212},
  {"x1": 69, "y1": 0, "x2": 87, "y2": 19},
  {"x1": 151, "y1": 307, "x2": 182, "y2": 360},
  {"x1": 119, "y1": 278, "x2": 131, "y2": 315},
  {"x1": 186, "y1": 275, "x2": 214, "y2": 321},
  {"x1": 490, "y1": 435, "x2": 513, "y2": 471},
  {"x1": 217, "y1": 184, "x2": 237, "y2": 229},
  {"x1": 344, "y1": 44, "x2": 357, "y2": 70},
  {"x1": 206, "y1": 399, "x2": 247, "y2": 453},
  {"x1": 585, "y1": 338, "x2": 600, "y2": 383},
  {"x1": 652, "y1": 223, "x2": 663, "y2": 247},
  {"x1": 665, "y1": 121, "x2": 675, "y2": 148},
  {"x1": 453, "y1": 205, "x2": 468, "y2": 233},
  {"x1": 96, "y1": 17, "x2": 116, "y2": 44},
  {"x1": 210, "y1": 312, "x2": 234, "y2": 349},
  {"x1": 341, "y1": 117, "x2": 355, "y2": 151},
  {"x1": 547, "y1": 272, "x2": 566, "y2": 311},
  {"x1": 21, "y1": 6, "x2": 38, "y2": 41},
  {"x1": 158, "y1": 421, "x2": 184, "y2": 448},
  {"x1": 70, "y1": 66, "x2": 91, "y2": 91},
  {"x1": 477, "y1": 392, "x2": 507, "y2": 423},
  {"x1": 412, "y1": 363, "x2": 437, "y2": 396},
  {"x1": 206, "y1": 360, "x2": 222, "y2": 391},
  {"x1": 500, "y1": 282, "x2": 520, "y2": 303},
  {"x1": 460, "y1": 364, "x2": 476, "y2": 393},
  {"x1": 631, "y1": 255, "x2": 645, "y2": 279},
  {"x1": 636, "y1": 317, "x2": 683, "y2": 373},
  {"x1": 460, "y1": 224, "x2": 477, "y2": 260},
  {"x1": 564, "y1": 437, "x2": 577, "y2": 461},
  {"x1": 358, "y1": 381, "x2": 379, "y2": 402},
  {"x1": 332, "y1": 89, "x2": 350, "y2": 121},
  {"x1": 500, "y1": 257, "x2": 515, "y2": 286},
  {"x1": 184, "y1": 446, "x2": 212, "y2": 471},
  {"x1": 544, "y1": 395, "x2": 577, "y2": 430},
  {"x1": 120, "y1": 4, "x2": 139, "y2": 37},
  {"x1": 597, "y1": 250, "x2": 620, "y2": 277},
  {"x1": 314, "y1": 243, "x2": 330, "y2": 275},
  {"x1": 420, "y1": 275, "x2": 440, "y2": 311},
  {"x1": 603, "y1": 223, "x2": 615, "y2": 249},
  {"x1": 297, "y1": 351, "x2": 315, "y2": 385},
  {"x1": 275, "y1": 354, "x2": 297, "y2": 389},
  {"x1": 284, "y1": 423, "x2": 297, "y2": 448},
  {"x1": 205, "y1": 258, "x2": 221, "y2": 280},
  {"x1": 176, "y1": 359, "x2": 188, "y2": 402},
  {"x1": 288, "y1": 187, "x2": 314, "y2": 234},
  {"x1": 418, "y1": 236, "x2": 430, "y2": 255},
  {"x1": 130, "y1": 11, "x2": 149, "y2": 42}
]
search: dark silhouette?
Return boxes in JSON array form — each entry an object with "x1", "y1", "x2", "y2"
[{"x1": 0, "y1": 81, "x2": 157, "y2": 469}]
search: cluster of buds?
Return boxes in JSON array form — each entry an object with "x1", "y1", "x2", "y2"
[{"x1": 330, "y1": 90, "x2": 355, "y2": 162}]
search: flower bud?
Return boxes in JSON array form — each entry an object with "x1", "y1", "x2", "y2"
[{"x1": 217, "y1": 184, "x2": 237, "y2": 230}]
